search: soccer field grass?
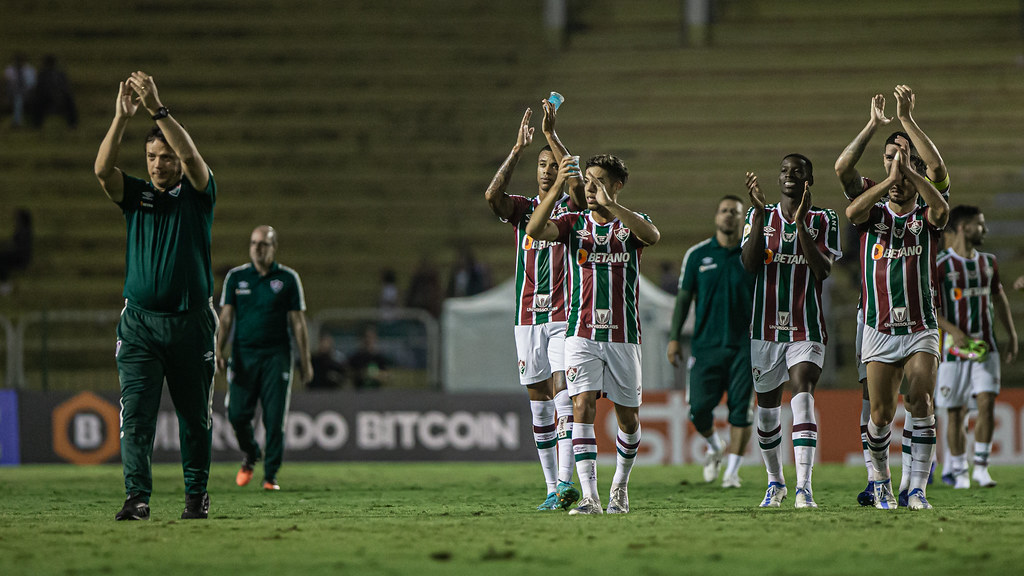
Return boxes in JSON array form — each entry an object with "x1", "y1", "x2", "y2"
[{"x1": 2, "y1": 462, "x2": 1023, "y2": 576}]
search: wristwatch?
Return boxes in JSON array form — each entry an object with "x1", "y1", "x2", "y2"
[{"x1": 151, "y1": 106, "x2": 170, "y2": 121}]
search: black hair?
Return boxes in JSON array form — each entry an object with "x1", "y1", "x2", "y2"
[
  {"x1": 782, "y1": 153, "x2": 814, "y2": 185},
  {"x1": 585, "y1": 154, "x2": 629, "y2": 185},
  {"x1": 144, "y1": 126, "x2": 167, "y2": 146},
  {"x1": 947, "y1": 205, "x2": 981, "y2": 232}
]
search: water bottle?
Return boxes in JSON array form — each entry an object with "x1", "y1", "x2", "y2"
[{"x1": 548, "y1": 91, "x2": 564, "y2": 110}]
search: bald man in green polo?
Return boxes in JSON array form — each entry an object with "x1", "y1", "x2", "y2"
[
  {"x1": 95, "y1": 72, "x2": 217, "y2": 521},
  {"x1": 217, "y1": 226, "x2": 313, "y2": 491}
]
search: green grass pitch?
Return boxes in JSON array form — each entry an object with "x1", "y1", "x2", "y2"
[{"x1": 2, "y1": 462, "x2": 1023, "y2": 575}]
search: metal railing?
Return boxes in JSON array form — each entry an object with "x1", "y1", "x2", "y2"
[{"x1": 0, "y1": 308, "x2": 441, "y2": 391}]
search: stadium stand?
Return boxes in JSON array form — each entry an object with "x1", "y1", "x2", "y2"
[{"x1": 1, "y1": 0, "x2": 1022, "y2": 390}]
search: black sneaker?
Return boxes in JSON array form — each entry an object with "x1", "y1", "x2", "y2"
[
  {"x1": 115, "y1": 494, "x2": 150, "y2": 521},
  {"x1": 181, "y1": 492, "x2": 210, "y2": 520}
]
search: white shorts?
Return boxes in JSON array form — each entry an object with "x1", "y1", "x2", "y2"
[
  {"x1": 750, "y1": 339, "x2": 826, "y2": 394},
  {"x1": 514, "y1": 322, "x2": 567, "y2": 385},
  {"x1": 861, "y1": 325, "x2": 940, "y2": 364},
  {"x1": 563, "y1": 336, "x2": 642, "y2": 408},
  {"x1": 935, "y1": 355, "x2": 1001, "y2": 409},
  {"x1": 855, "y1": 310, "x2": 867, "y2": 382}
]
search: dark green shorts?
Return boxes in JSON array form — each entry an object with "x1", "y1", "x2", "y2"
[{"x1": 687, "y1": 345, "x2": 754, "y2": 431}]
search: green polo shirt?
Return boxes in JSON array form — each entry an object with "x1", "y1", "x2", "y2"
[
  {"x1": 669, "y1": 236, "x2": 754, "y2": 352},
  {"x1": 118, "y1": 170, "x2": 216, "y2": 314},
  {"x1": 220, "y1": 261, "x2": 306, "y2": 350}
]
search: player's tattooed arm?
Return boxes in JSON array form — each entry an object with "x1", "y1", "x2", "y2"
[
  {"x1": 485, "y1": 109, "x2": 532, "y2": 220},
  {"x1": 835, "y1": 94, "x2": 889, "y2": 200}
]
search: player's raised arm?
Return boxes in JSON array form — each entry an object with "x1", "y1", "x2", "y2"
[
  {"x1": 593, "y1": 177, "x2": 660, "y2": 246},
  {"x1": 540, "y1": 100, "x2": 585, "y2": 209},
  {"x1": 525, "y1": 155, "x2": 578, "y2": 241},
  {"x1": 741, "y1": 172, "x2": 766, "y2": 273},
  {"x1": 484, "y1": 108, "x2": 533, "y2": 221},
  {"x1": 900, "y1": 152, "x2": 948, "y2": 228},
  {"x1": 793, "y1": 183, "x2": 832, "y2": 281},
  {"x1": 894, "y1": 85, "x2": 947, "y2": 186},
  {"x1": 94, "y1": 81, "x2": 138, "y2": 203},
  {"x1": 846, "y1": 155, "x2": 897, "y2": 225},
  {"x1": 127, "y1": 71, "x2": 210, "y2": 191},
  {"x1": 835, "y1": 94, "x2": 890, "y2": 200}
]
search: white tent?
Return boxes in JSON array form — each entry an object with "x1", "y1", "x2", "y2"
[{"x1": 441, "y1": 275, "x2": 690, "y2": 392}]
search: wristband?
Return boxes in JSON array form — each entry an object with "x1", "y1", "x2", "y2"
[{"x1": 151, "y1": 106, "x2": 170, "y2": 121}]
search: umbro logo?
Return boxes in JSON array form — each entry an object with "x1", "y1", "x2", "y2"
[
  {"x1": 874, "y1": 223, "x2": 890, "y2": 234},
  {"x1": 763, "y1": 226, "x2": 776, "y2": 235},
  {"x1": 576, "y1": 230, "x2": 591, "y2": 239}
]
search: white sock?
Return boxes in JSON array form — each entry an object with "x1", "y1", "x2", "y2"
[
  {"x1": 724, "y1": 453, "x2": 743, "y2": 478},
  {"x1": 554, "y1": 389, "x2": 574, "y2": 484},
  {"x1": 611, "y1": 425, "x2": 641, "y2": 488},
  {"x1": 910, "y1": 415, "x2": 937, "y2": 492},
  {"x1": 705, "y1": 431, "x2": 725, "y2": 455},
  {"x1": 530, "y1": 400, "x2": 558, "y2": 494},
  {"x1": 974, "y1": 441, "x2": 993, "y2": 468},
  {"x1": 899, "y1": 414, "x2": 913, "y2": 493},
  {"x1": 951, "y1": 453, "x2": 968, "y2": 473},
  {"x1": 572, "y1": 422, "x2": 598, "y2": 500},
  {"x1": 866, "y1": 418, "x2": 891, "y2": 482},
  {"x1": 860, "y1": 398, "x2": 872, "y2": 481},
  {"x1": 757, "y1": 406, "x2": 784, "y2": 485},
  {"x1": 791, "y1": 392, "x2": 817, "y2": 491}
]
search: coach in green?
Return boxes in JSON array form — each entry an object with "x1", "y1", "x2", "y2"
[
  {"x1": 95, "y1": 72, "x2": 218, "y2": 521},
  {"x1": 666, "y1": 195, "x2": 756, "y2": 488},
  {"x1": 217, "y1": 225, "x2": 312, "y2": 491}
]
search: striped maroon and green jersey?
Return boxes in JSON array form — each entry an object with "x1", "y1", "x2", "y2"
[
  {"x1": 504, "y1": 194, "x2": 575, "y2": 326},
  {"x1": 856, "y1": 203, "x2": 943, "y2": 335},
  {"x1": 741, "y1": 203, "x2": 842, "y2": 344},
  {"x1": 935, "y1": 248, "x2": 1003, "y2": 359},
  {"x1": 847, "y1": 175, "x2": 950, "y2": 314},
  {"x1": 552, "y1": 211, "x2": 651, "y2": 344}
]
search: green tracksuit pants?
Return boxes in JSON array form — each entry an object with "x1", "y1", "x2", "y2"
[
  {"x1": 226, "y1": 347, "x2": 293, "y2": 482},
  {"x1": 116, "y1": 303, "x2": 217, "y2": 501}
]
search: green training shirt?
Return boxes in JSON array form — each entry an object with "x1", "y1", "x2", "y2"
[
  {"x1": 118, "y1": 170, "x2": 216, "y2": 314},
  {"x1": 669, "y1": 236, "x2": 754, "y2": 351},
  {"x1": 220, "y1": 261, "x2": 306, "y2": 350}
]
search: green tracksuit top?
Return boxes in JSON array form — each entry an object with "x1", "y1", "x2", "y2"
[
  {"x1": 670, "y1": 236, "x2": 755, "y2": 351},
  {"x1": 117, "y1": 170, "x2": 216, "y2": 313},
  {"x1": 220, "y1": 261, "x2": 306, "y2": 351}
]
